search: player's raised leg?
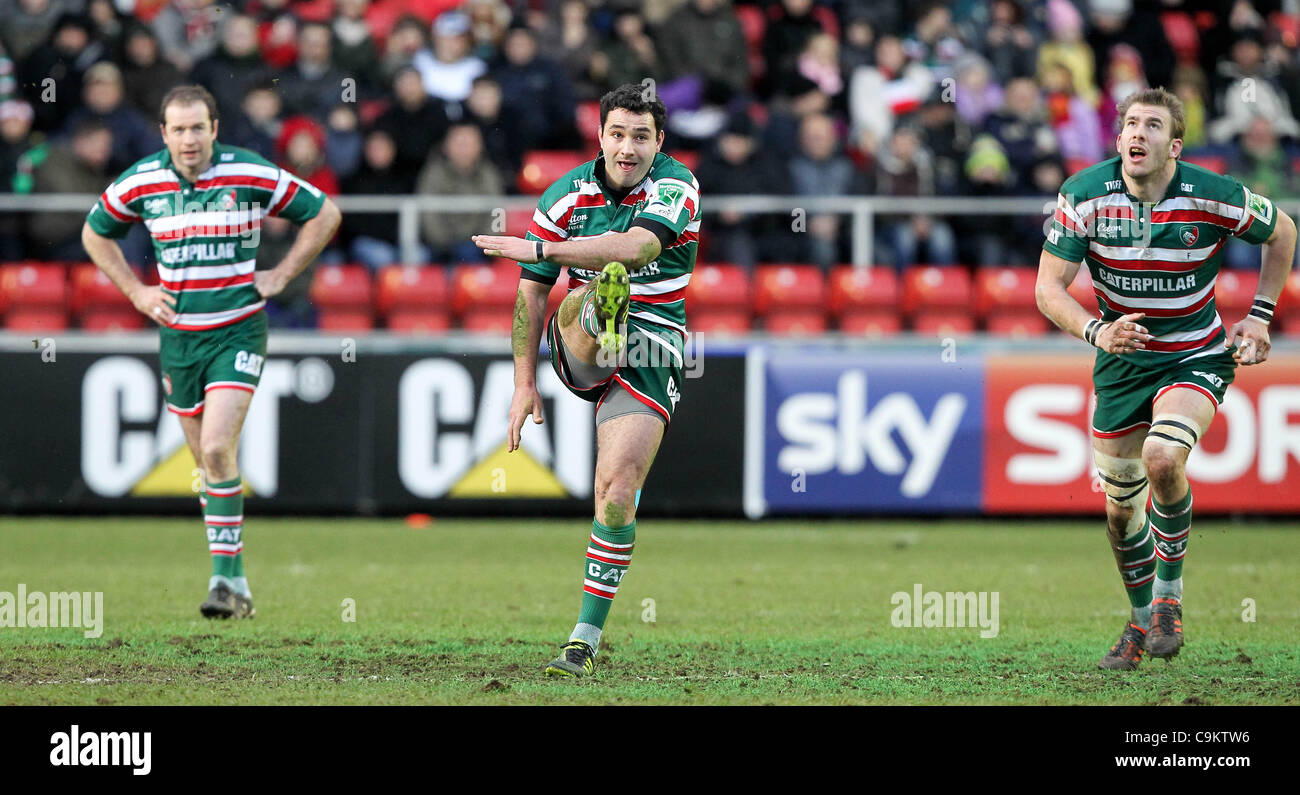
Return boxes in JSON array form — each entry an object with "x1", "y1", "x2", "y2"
[
  {"x1": 1093, "y1": 429, "x2": 1155, "y2": 671},
  {"x1": 197, "y1": 386, "x2": 257, "y2": 619},
  {"x1": 1142, "y1": 387, "x2": 1216, "y2": 659},
  {"x1": 545, "y1": 412, "x2": 664, "y2": 677},
  {"x1": 556, "y1": 261, "x2": 631, "y2": 368}
]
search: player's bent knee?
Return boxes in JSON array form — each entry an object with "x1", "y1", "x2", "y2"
[
  {"x1": 1141, "y1": 444, "x2": 1184, "y2": 491},
  {"x1": 1094, "y1": 451, "x2": 1149, "y2": 539}
]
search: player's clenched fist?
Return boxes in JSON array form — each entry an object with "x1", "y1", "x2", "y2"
[
  {"x1": 507, "y1": 386, "x2": 546, "y2": 452},
  {"x1": 1226, "y1": 316, "x2": 1271, "y2": 366},
  {"x1": 1094, "y1": 311, "x2": 1152, "y2": 355}
]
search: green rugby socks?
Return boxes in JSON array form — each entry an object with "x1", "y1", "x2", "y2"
[
  {"x1": 1152, "y1": 489, "x2": 1192, "y2": 601},
  {"x1": 570, "y1": 519, "x2": 635, "y2": 652},
  {"x1": 205, "y1": 478, "x2": 248, "y2": 595}
]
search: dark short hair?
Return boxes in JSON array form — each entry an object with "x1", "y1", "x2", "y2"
[
  {"x1": 599, "y1": 83, "x2": 667, "y2": 136},
  {"x1": 159, "y1": 84, "x2": 219, "y2": 125}
]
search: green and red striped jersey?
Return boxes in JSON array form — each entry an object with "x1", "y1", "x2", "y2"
[
  {"x1": 1044, "y1": 156, "x2": 1280, "y2": 367},
  {"x1": 86, "y1": 141, "x2": 325, "y2": 331},
  {"x1": 520, "y1": 152, "x2": 700, "y2": 334}
]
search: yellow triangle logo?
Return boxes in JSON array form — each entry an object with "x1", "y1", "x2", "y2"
[
  {"x1": 449, "y1": 444, "x2": 568, "y2": 498},
  {"x1": 131, "y1": 444, "x2": 254, "y2": 497}
]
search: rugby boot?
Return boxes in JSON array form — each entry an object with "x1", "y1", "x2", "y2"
[
  {"x1": 594, "y1": 261, "x2": 630, "y2": 356},
  {"x1": 544, "y1": 640, "x2": 596, "y2": 678},
  {"x1": 1146, "y1": 597, "x2": 1183, "y2": 659},
  {"x1": 1098, "y1": 621, "x2": 1146, "y2": 671},
  {"x1": 200, "y1": 582, "x2": 256, "y2": 619}
]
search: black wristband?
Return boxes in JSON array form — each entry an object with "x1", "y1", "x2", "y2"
[
  {"x1": 1249, "y1": 295, "x2": 1275, "y2": 324},
  {"x1": 1084, "y1": 318, "x2": 1103, "y2": 347},
  {"x1": 535, "y1": 240, "x2": 545, "y2": 263}
]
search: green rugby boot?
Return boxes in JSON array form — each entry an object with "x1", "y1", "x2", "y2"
[
  {"x1": 594, "y1": 261, "x2": 630, "y2": 356},
  {"x1": 544, "y1": 640, "x2": 595, "y2": 678}
]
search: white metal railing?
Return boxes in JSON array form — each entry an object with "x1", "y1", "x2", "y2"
[{"x1": 4, "y1": 193, "x2": 1298, "y2": 267}]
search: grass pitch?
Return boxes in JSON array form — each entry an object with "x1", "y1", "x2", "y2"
[{"x1": 1, "y1": 516, "x2": 1297, "y2": 705}]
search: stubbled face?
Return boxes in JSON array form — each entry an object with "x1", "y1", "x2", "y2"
[
  {"x1": 1116, "y1": 103, "x2": 1181, "y2": 180},
  {"x1": 161, "y1": 101, "x2": 218, "y2": 174},
  {"x1": 599, "y1": 107, "x2": 662, "y2": 189}
]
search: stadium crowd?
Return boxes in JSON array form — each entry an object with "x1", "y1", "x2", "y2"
[{"x1": 1, "y1": 0, "x2": 1299, "y2": 328}]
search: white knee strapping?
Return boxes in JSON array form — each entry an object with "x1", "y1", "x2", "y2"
[
  {"x1": 1093, "y1": 450, "x2": 1149, "y2": 539},
  {"x1": 1147, "y1": 413, "x2": 1202, "y2": 451}
]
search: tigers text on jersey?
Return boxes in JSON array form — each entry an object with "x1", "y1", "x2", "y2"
[
  {"x1": 86, "y1": 141, "x2": 325, "y2": 331},
  {"x1": 520, "y1": 152, "x2": 699, "y2": 334},
  {"x1": 1044, "y1": 156, "x2": 1279, "y2": 368}
]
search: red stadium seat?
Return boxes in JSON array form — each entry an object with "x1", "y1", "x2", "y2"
[
  {"x1": 375, "y1": 265, "x2": 448, "y2": 316},
  {"x1": 828, "y1": 265, "x2": 900, "y2": 314},
  {"x1": 1182, "y1": 153, "x2": 1227, "y2": 174},
  {"x1": 1215, "y1": 269, "x2": 1258, "y2": 314},
  {"x1": 5, "y1": 307, "x2": 68, "y2": 331},
  {"x1": 2, "y1": 263, "x2": 67, "y2": 309},
  {"x1": 81, "y1": 307, "x2": 147, "y2": 331},
  {"x1": 763, "y1": 309, "x2": 827, "y2": 335},
  {"x1": 686, "y1": 263, "x2": 750, "y2": 312},
  {"x1": 310, "y1": 264, "x2": 373, "y2": 309},
  {"x1": 461, "y1": 308, "x2": 513, "y2": 334},
  {"x1": 70, "y1": 263, "x2": 133, "y2": 314},
  {"x1": 975, "y1": 266, "x2": 1039, "y2": 317},
  {"x1": 839, "y1": 309, "x2": 903, "y2": 336},
  {"x1": 690, "y1": 308, "x2": 752, "y2": 334},
  {"x1": 575, "y1": 101, "x2": 601, "y2": 147},
  {"x1": 518, "y1": 150, "x2": 588, "y2": 194},
  {"x1": 911, "y1": 312, "x2": 975, "y2": 335},
  {"x1": 902, "y1": 265, "x2": 972, "y2": 315},
  {"x1": 386, "y1": 308, "x2": 452, "y2": 333},
  {"x1": 1161, "y1": 12, "x2": 1200, "y2": 63},
  {"x1": 451, "y1": 262, "x2": 519, "y2": 317},
  {"x1": 735, "y1": 4, "x2": 765, "y2": 51},
  {"x1": 985, "y1": 311, "x2": 1049, "y2": 336},
  {"x1": 669, "y1": 151, "x2": 699, "y2": 174},
  {"x1": 316, "y1": 309, "x2": 374, "y2": 331},
  {"x1": 753, "y1": 264, "x2": 826, "y2": 315}
]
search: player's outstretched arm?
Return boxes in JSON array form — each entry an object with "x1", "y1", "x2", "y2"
[
  {"x1": 474, "y1": 227, "x2": 662, "y2": 271},
  {"x1": 508, "y1": 277, "x2": 551, "y2": 452},
  {"x1": 1036, "y1": 249, "x2": 1152, "y2": 355},
  {"x1": 81, "y1": 222, "x2": 177, "y2": 325},
  {"x1": 1227, "y1": 209, "x2": 1297, "y2": 366},
  {"x1": 255, "y1": 197, "x2": 342, "y2": 299}
]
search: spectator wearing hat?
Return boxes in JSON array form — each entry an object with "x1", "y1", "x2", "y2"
[
  {"x1": 490, "y1": 23, "x2": 579, "y2": 150},
  {"x1": 376, "y1": 65, "x2": 451, "y2": 174},
  {"x1": 1037, "y1": 0, "x2": 1098, "y2": 108},
  {"x1": 413, "y1": 11, "x2": 486, "y2": 103},
  {"x1": 190, "y1": 14, "x2": 273, "y2": 125},
  {"x1": 20, "y1": 13, "x2": 105, "y2": 134},
  {"x1": 61, "y1": 61, "x2": 157, "y2": 174},
  {"x1": 119, "y1": 24, "x2": 186, "y2": 121},
  {"x1": 277, "y1": 115, "x2": 339, "y2": 196},
  {"x1": 952, "y1": 54, "x2": 1004, "y2": 129},
  {"x1": 697, "y1": 111, "x2": 796, "y2": 268}
]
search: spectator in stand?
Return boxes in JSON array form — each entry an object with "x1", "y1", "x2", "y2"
[
  {"x1": 413, "y1": 11, "x2": 487, "y2": 103},
  {"x1": 657, "y1": 0, "x2": 751, "y2": 103},
  {"x1": 86, "y1": 0, "x2": 127, "y2": 57},
  {"x1": 1037, "y1": 0, "x2": 1098, "y2": 109},
  {"x1": 1208, "y1": 28, "x2": 1300, "y2": 144},
  {"x1": 225, "y1": 82, "x2": 282, "y2": 159},
  {"x1": 789, "y1": 33, "x2": 844, "y2": 114},
  {"x1": 466, "y1": 0, "x2": 512, "y2": 61},
  {"x1": 190, "y1": 14, "x2": 273, "y2": 125},
  {"x1": 324, "y1": 104, "x2": 362, "y2": 182},
  {"x1": 417, "y1": 122, "x2": 503, "y2": 264},
  {"x1": 376, "y1": 64, "x2": 451, "y2": 174},
  {"x1": 342, "y1": 129, "x2": 429, "y2": 269},
  {"x1": 332, "y1": 0, "x2": 383, "y2": 100},
  {"x1": 1171, "y1": 64, "x2": 1209, "y2": 149},
  {"x1": 491, "y1": 23, "x2": 579, "y2": 150},
  {"x1": 277, "y1": 22, "x2": 348, "y2": 121},
  {"x1": 960, "y1": 133, "x2": 1019, "y2": 266},
  {"x1": 0, "y1": 98, "x2": 37, "y2": 259},
  {"x1": 1225, "y1": 116, "x2": 1300, "y2": 268},
  {"x1": 916, "y1": 85, "x2": 974, "y2": 198},
  {"x1": 876, "y1": 125, "x2": 957, "y2": 269},
  {"x1": 119, "y1": 24, "x2": 186, "y2": 121},
  {"x1": 840, "y1": 14, "x2": 877, "y2": 77},
  {"x1": 849, "y1": 34, "x2": 933, "y2": 156},
  {"x1": 62, "y1": 62, "x2": 157, "y2": 174},
  {"x1": 789, "y1": 112, "x2": 869, "y2": 269},
  {"x1": 591, "y1": 8, "x2": 660, "y2": 96},
  {"x1": 1270, "y1": 25, "x2": 1300, "y2": 129},
  {"x1": 152, "y1": 0, "x2": 226, "y2": 73},
  {"x1": 380, "y1": 15, "x2": 430, "y2": 84},
  {"x1": 1085, "y1": 0, "x2": 1174, "y2": 93},
  {"x1": 1041, "y1": 60, "x2": 1103, "y2": 165},
  {"x1": 26, "y1": 118, "x2": 115, "y2": 260},
  {"x1": 983, "y1": 76, "x2": 1060, "y2": 194},
  {"x1": 1, "y1": 0, "x2": 66, "y2": 65},
  {"x1": 21, "y1": 13, "x2": 104, "y2": 134},
  {"x1": 980, "y1": 0, "x2": 1036, "y2": 83},
  {"x1": 538, "y1": 0, "x2": 600, "y2": 102},
  {"x1": 1097, "y1": 43, "x2": 1146, "y2": 135},
  {"x1": 762, "y1": 0, "x2": 823, "y2": 99},
  {"x1": 461, "y1": 74, "x2": 522, "y2": 179},
  {"x1": 953, "y1": 54, "x2": 1004, "y2": 129},
  {"x1": 905, "y1": 2, "x2": 967, "y2": 86},
  {"x1": 247, "y1": 0, "x2": 299, "y2": 72},
  {"x1": 276, "y1": 115, "x2": 339, "y2": 196},
  {"x1": 696, "y1": 112, "x2": 796, "y2": 268}
]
